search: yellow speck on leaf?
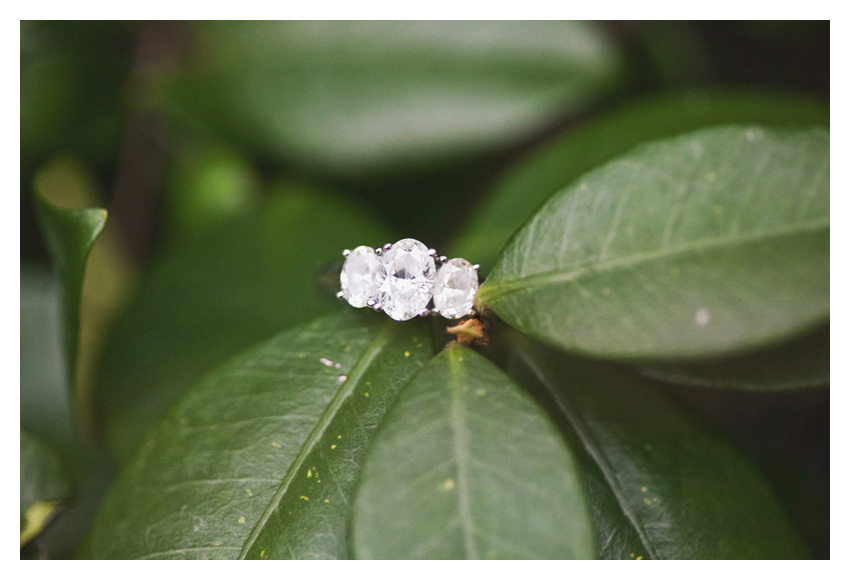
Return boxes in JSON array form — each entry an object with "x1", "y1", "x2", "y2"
[
  {"x1": 300, "y1": 496, "x2": 309, "y2": 501},
  {"x1": 364, "y1": 392, "x2": 370, "y2": 398},
  {"x1": 324, "y1": 499, "x2": 330, "y2": 504},
  {"x1": 440, "y1": 478, "x2": 456, "y2": 491},
  {"x1": 245, "y1": 488, "x2": 253, "y2": 497},
  {"x1": 307, "y1": 469, "x2": 312, "y2": 478},
  {"x1": 238, "y1": 516, "x2": 246, "y2": 524},
  {"x1": 331, "y1": 444, "x2": 337, "y2": 450},
  {"x1": 640, "y1": 486, "x2": 648, "y2": 493},
  {"x1": 260, "y1": 550, "x2": 266, "y2": 558},
  {"x1": 630, "y1": 553, "x2": 635, "y2": 558},
  {"x1": 271, "y1": 441, "x2": 281, "y2": 448},
  {"x1": 404, "y1": 351, "x2": 410, "y2": 358},
  {"x1": 636, "y1": 556, "x2": 643, "y2": 561}
]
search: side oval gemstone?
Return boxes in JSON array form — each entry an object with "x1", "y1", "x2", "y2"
[
  {"x1": 377, "y1": 238, "x2": 436, "y2": 321},
  {"x1": 433, "y1": 258, "x2": 479, "y2": 319},
  {"x1": 340, "y1": 246, "x2": 381, "y2": 308}
]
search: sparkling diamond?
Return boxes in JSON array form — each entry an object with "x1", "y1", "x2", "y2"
[
  {"x1": 340, "y1": 246, "x2": 381, "y2": 308},
  {"x1": 377, "y1": 238, "x2": 436, "y2": 321},
  {"x1": 433, "y1": 258, "x2": 478, "y2": 319}
]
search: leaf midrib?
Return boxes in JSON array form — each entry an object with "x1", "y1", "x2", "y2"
[
  {"x1": 237, "y1": 322, "x2": 394, "y2": 559},
  {"x1": 515, "y1": 345, "x2": 658, "y2": 560},
  {"x1": 448, "y1": 348, "x2": 479, "y2": 559},
  {"x1": 479, "y1": 217, "x2": 828, "y2": 304}
]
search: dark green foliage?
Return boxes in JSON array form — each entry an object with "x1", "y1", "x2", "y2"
[{"x1": 22, "y1": 21, "x2": 828, "y2": 560}]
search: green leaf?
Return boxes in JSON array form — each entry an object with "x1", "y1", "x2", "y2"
[
  {"x1": 449, "y1": 90, "x2": 829, "y2": 273},
  {"x1": 21, "y1": 266, "x2": 117, "y2": 560},
  {"x1": 351, "y1": 345, "x2": 594, "y2": 559},
  {"x1": 33, "y1": 195, "x2": 107, "y2": 389},
  {"x1": 641, "y1": 324, "x2": 829, "y2": 390},
  {"x1": 478, "y1": 126, "x2": 829, "y2": 359},
  {"x1": 87, "y1": 310, "x2": 432, "y2": 559},
  {"x1": 169, "y1": 21, "x2": 623, "y2": 176},
  {"x1": 95, "y1": 186, "x2": 394, "y2": 461},
  {"x1": 21, "y1": 430, "x2": 71, "y2": 547},
  {"x1": 510, "y1": 341, "x2": 811, "y2": 559},
  {"x1": 20, "y1": 267, "x2": 75, "y2": 452}
]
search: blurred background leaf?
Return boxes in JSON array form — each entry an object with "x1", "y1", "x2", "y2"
[
  {"x1": 94, "y1": 183, "x2": 396, "y2": 462},
  {"x1": 20, "y1": 268, "x2": 115, "y2": 560},
  {"x1": 641, "y1": 324, "x2": 829, "y2": 390},
  {"x1": 20, "y1": 430, "x2": 70, "y2": 551},
  {"x1": 166, "y1": 21, "x2": 625, "y2": 179},
  {"x1": 33, "y1": 194, "x2": 106, "y2": 394}
]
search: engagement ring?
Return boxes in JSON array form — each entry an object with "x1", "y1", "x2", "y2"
[{"x1": 338, "y1": 238, "x2": 479, "y2": 321}]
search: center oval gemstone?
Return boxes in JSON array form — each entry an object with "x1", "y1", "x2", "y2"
[{"x1": 377, "y1": 238, "x2": 436, "y2": 321}]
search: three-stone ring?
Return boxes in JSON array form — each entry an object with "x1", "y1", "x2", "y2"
[{"x1": 338, "y1": 238, "x2": 479, "y2": 321}]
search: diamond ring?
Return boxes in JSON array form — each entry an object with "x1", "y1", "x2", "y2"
[{"x1": 337, "y1": 238, "x2": 480, "y2": 321}]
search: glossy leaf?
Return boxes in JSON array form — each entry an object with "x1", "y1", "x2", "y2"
[
  {"x1": 352, "y1": 345, "x2": 594, "y2": 559},
  {"x1": 510, "y1": 341, "x2": 811, "y2": 559},
  {"x1": 641, "y1": 324, "x2": 829, "y2": 390},
  {"x1": 169, "y1": 21, "x2": 623, "y2": 176},
  {"x1": 449, "y1": 90, "x2": 828, "y2": 273},
  {"x1": 478, "y1": 126, "x2": 829, "y2": 359},
  {"x1": 20, "y1": 430, "x2": 71, "y2": 547},
  {"x1": 95, "y1": 186, "x2": 394, "y2": 461},
  {"x1": 86, "y1": 310, "x2": 432, "y2": 559},
  {"x1": 33, "y1": 195, "x2": 107, "y2": 389}
]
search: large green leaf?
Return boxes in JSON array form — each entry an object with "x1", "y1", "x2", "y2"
[
  {"x1": 33, "y1": 195, "x2": 107, "y2": 390},
  {"x1": 478, "y1": 126, "x2": 829, "y2": 359},
  {"x1": 95, "y1": 186, "x2": 394, "y2": 461},
  {"x1": 86, "y1": 310, "x2": 432, "y2": 559},
  {"x1": 510, "y1": 341, "x2": 811, "y2": 559},
  {"x1": 20, "y1": 430, "x2": 71, "y2": 548},
  {"x1": 169, "y1": 21, "x2": 623, "y2": 176},
  {"x1": 449, "y1": 90, "x2": 829, "y2": 273},
  {"x1": 351, "y1": 345, "x2": 594, "y2": 559},
  {"x1": 641, "y1": 324, "x2": 829, "y2": 390}
]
